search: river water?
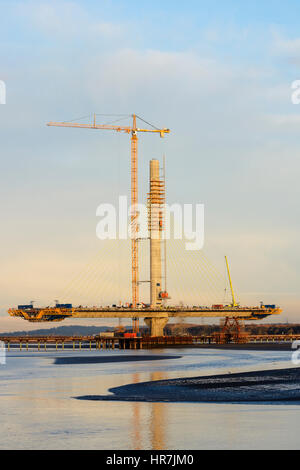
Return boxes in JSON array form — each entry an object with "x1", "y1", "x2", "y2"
[{"x1": 0, "y1": 347, "x2": 299, "y2": 450}]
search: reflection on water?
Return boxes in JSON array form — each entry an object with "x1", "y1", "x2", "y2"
[
  {"x1": 131, "y1": 372, "x2": 167, "y2": 450},
  {"x1": 0, "y1": 348, "x2": 299, "y2": 450},
  {"x1": 150, "y1": 372, "x2": 166, "y2": 450},
  {"x1": 132, "y1": 374, "x2": 142, "y2": 450}
]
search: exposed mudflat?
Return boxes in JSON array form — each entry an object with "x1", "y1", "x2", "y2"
[
  {"x1": 76, "y1": 367, "x2": 300, "y2": 403},
  {"x1": 55, "y1": 354, "x2": 181, "y2": 365}
]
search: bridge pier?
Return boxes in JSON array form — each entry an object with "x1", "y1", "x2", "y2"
[{"x1": 144, "y1": 317, "x2": 169, "y2": 337}]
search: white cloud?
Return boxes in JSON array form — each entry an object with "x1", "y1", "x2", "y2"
[
  {"x1": 266, "y1": 113, "x2": 300, "y2": 127},
  {"x1": 87, "y1": 48, "x2": 235, "y2": 99},
  {"x1": 15, "y1": 0, "x2": 122, "y2": 39},
  {"x1": 274, "y1": 35, "x2": 300, "y2": 57}
]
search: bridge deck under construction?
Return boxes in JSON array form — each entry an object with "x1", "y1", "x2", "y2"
[{"x1": 8, "y1": 306, "x2": 281, "y2": 323}]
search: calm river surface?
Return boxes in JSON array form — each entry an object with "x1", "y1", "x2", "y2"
[{"x1": 0, "y1": 347, "x2": 299, "y2": 450}]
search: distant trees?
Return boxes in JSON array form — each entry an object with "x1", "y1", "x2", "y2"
[{"x1": 166, "y1": 323, "x2": 300, "y2": 337}]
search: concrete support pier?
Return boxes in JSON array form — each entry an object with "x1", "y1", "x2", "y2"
[{"x1": 144, "y1": 317, "x2": 169, "y2": 337}]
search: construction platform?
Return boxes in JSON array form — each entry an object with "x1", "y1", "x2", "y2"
[
  {"x1": 0, "y1": 335, "x2": 194, "y2": 351},
  {"x1": 0, "y1": 332, "x2": 297, "y2": 351}
]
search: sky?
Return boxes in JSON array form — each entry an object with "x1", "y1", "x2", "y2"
[{"x1": 0, "y1": 0, "x2": 300, "y2": 331}]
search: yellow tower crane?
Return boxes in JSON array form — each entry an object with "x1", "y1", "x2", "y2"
[{"x1": 47, "y1": 114, "x2": 170, "y2": 333}]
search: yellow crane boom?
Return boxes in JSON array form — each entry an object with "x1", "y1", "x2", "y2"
[
  {"x1": 47, "y1": 114, "x2": 170, "y2": 332},
  {"x1": 225, "y1": 256, "x2": 238, "y2": 307}
]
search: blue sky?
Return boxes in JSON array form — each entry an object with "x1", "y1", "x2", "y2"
[{"x1": 0, "y1": 0, "x2": 300, "y2": 330}]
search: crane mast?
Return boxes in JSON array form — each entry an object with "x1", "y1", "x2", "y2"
[
  {"x1": 47, "y1": 114, "x2": 170, "y2": 331},
  {"x1": 131, "y1": 115, "x2": 138, "y2": 308}
]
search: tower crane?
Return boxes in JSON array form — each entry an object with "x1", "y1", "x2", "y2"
[{"x1": 47, "y1": 114, "x2": 170, "y2": 333}]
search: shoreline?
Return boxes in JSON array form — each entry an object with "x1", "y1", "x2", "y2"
[{"x1": 165, "y1": 343, "x2": 294, "y2": 351}]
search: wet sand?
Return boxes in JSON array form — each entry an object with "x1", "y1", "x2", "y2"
[{"x1": 76, "y1": 367, "x2": 300, "y2": 403}]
